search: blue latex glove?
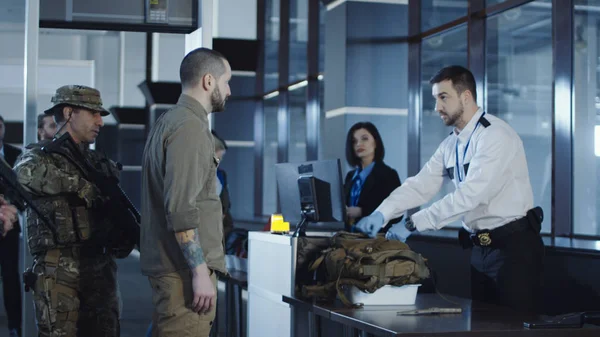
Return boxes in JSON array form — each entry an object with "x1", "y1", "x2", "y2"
[
  {"x1": 354, "y1": 211, "x2": 384, "y2": 238},
  {"x1": 385, "y1": 220, "x2": 413, "y2": 243}
]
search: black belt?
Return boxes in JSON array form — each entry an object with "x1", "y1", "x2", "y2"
[
  {"x1": 459, "y1": 207, "x2": 543, "y2": 249},
  {"x1": 78, "y1": 245, "x2": 112, "y2": 256}
]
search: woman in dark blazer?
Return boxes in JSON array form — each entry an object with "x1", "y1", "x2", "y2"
[{"x1": 343, "y1": 122, "x2": 402, "y2": 230}]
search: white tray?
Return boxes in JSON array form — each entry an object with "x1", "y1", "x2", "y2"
[{"x1": 344, "y1": 284, "x2": 421, "y2": 306}]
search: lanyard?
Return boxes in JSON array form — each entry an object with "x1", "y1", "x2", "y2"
[{"x1": 455, "y1": 112, "x2": 485, "y2": 182}]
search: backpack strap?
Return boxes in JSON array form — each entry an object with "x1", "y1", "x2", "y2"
[
  {"x1": 361, "y1": 250, "x2": 430, "y2": 279},
  {"x1": 308, "y1": 247, "x2": 335, "y2": 272},
  {"x1": 335, "y1": 278, "x2": 368, "y2": 308},
  {"x1": 302, "y1": 282, "x2": 337, "y2": 301},
  {"x1": 302, "y1": 278, "x2": 367, "y2": 308}
]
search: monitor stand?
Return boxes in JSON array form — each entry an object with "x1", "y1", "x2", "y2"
[{"x1": 292, "y1": 212, "x2": 311, "y2": 238}]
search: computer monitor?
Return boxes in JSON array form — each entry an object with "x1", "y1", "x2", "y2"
[{"x1": 275, "y1": 159, "x2": 346, "y2": 235}]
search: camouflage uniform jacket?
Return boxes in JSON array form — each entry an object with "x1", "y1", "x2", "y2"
[{"x1": 14, "y1": 136, "x2": 133, "y2": 257}]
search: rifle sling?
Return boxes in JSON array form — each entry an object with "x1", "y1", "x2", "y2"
[{"x1": 44, "y1": 145, "x2": 91, "y2": 181}]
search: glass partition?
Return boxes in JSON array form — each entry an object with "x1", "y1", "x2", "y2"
[
  {"x1": 486, "y1": 1, "x2": 553, "y2": 233},
  {"x1": 419, "y1": 25, "x2": 468, "y2": 227}
]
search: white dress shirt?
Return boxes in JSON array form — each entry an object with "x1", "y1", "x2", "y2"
[{"x1": 376, "y1": 108, "x2": 534, "y2": 233}]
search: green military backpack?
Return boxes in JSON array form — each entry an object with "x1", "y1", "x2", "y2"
[{"x1": 298, "y1": 231, "x2": 430, "y2": 307}]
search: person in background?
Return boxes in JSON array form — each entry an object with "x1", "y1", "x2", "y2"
[
  {"x1": 0, "y1": 114, "x2": 23, "y2": 337},
  {"x1": 212, "y1": 130, "x2": 234, "y2": 241},
  {"x1": 343, "y1": 121, "x2": 402, "y2": 230},
  {"x1": 37, "y1": 113, "x2": 57, "y2": 141}
]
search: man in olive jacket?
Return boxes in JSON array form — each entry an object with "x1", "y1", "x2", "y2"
[{"x1": 140, "y1": 47, "x2": 232, "y2": 337}]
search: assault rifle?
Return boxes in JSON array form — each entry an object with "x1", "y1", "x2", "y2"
[
  {"x1": 42, "y1": 133, "x2": 141, "y2": 249},
  {"x1": 0, "y1": 157, "x2": 61, "y2": 243}
]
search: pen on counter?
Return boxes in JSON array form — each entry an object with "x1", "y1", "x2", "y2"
[{"x1": 397, "y1": 307, "x2": 463, "y2": 316}]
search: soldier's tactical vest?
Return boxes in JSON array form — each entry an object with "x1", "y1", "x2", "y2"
[{"x1": 24, "y1": 141, "x2": 107, "y2": 254}]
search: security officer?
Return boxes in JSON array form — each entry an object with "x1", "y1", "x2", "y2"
[
  {"x1": 14, "y1": 85, "x2": 134, "y2": 337},
  {"x1": 355, "y1": 66, "x2": 544, "y2": 314}
]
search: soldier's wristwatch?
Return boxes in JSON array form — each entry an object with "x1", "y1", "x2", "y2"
[{"x1": 405, "y1": 217, "x2": 417, "y2": 232}]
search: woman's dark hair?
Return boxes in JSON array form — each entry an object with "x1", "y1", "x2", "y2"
[{"x1": 345, "y1": 121, "x2": 385, "y2": 167}]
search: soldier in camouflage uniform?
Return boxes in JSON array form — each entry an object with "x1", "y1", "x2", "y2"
[{"x1": 14, "y1": 85, "x2": 134, "y2": 337}]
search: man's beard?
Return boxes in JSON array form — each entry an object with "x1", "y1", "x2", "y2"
[
  {"x1": 442, "y1": 101, "x2": 464, "y2": 127},
  {"x1": 211, "y1": 86, "x2": 227, "y2": 112}
]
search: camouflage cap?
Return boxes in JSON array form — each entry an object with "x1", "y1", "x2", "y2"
[{"x1": 44, "y1": 85, "x2": 110, "y2": 116}]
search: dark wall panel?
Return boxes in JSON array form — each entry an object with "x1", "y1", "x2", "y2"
[
  {"x1": 213, "y1": 73, "x2": 257, "y2": 220},
  {"x1": 346, "y1": 43, "x2": 408, "y2": 108},
  {"x1": 214, "y1": 101, "x2": 255, "y2": 141},
  {"x1": 118, "y1": 128, "x2": 145, "y2": 166},
  {"x1": 3, "y1": 122, "x2": 24, "y2": 145},
  {"x1": 95, "y1": 124, "x2": 120, "y2": 160},
  {"x1": 229, "y1": 74, "x2": 257, "y2": 98},
  {"x1": 213, "y1": 39, "x2": 259, "y2": 73},
  {"x1": 218, "y1": 146, "x2": 254, "y2": 220}
]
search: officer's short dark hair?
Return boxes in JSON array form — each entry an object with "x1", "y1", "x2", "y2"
[
  {"x1": 345, "y1": 122, "x2": 385, "y2": 167},
  {"x1": 180, "y1": 48, "x2": 227, "y2": 89},
  {"x1": 429, "y1": 65, "x2": 477, "y2": 102},
  {"x1": 0, "y1": 115, "x2": 4, "y2": 123}
]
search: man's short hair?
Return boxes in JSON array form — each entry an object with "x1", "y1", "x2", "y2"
[
  {"x1": 52, "y1": 104, "x2": 68, "y2": 124},
  {"x1": 0, "y1": 115, "x2": 4, "y2": 123},
  {"x1": 180, "y1": 48, "x2": 227, "y2": 89},
  {"x1": 51, "y1": 104, "x2": 82, "y2": 124},
  {"x1": 429, "y1": 65, "x2": 477, "y2": 102}
]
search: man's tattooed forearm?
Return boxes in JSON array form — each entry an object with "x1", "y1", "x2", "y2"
[{"x1": 175, "y1": 229, "x2": 205, "y2": 269}]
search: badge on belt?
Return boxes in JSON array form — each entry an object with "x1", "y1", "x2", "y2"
[{"x1": 477, "y1": 232, "x2": 492, "y2": 246}]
